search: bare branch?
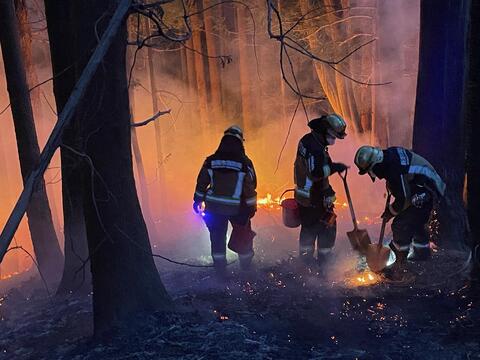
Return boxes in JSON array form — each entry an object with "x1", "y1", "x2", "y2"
[{"x1": 131, "y1": 109, "x2": 171, "y2": 127}]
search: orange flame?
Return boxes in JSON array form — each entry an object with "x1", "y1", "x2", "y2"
[{"x1": 345, "y1": 270, "x2": 381, "y2": 287}]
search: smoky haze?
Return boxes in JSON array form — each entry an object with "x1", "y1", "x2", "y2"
[{"x1": 0, "y1": 0, "x2": 419, "y2": 282}]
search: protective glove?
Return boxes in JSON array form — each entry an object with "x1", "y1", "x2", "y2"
[
  {"x1": 193, "y1": 201, "x2": 201, "y2": 214},
  {"x1": 381, "y1": 207, "x2": 394, "y2": 222},
  {"x1": 323, "y1": 195, "x2": 336, "y2": 210},
  {"x1": 330, "y1": 162, "x2": 349, "y2": 174},
  {"x1": 411, "y1": 192, "x2": 430, "y2": 208}
]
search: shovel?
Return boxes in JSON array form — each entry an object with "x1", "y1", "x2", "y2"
[
  {"x1": 339, "y1": 170, "x2": 372, "y2": 254},
  {"x1": 365, "y1": 194, "x2": 394, "y2": 273}
]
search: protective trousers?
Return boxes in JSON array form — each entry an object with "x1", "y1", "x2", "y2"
[
  {"x1": 391, "y1": 201, "x2": 433, "y2": 258},
  {"x1": 204, "y1": 213, "x2": 254, "y2": 270},
  {"x1": 298, "y1": 205, "x2": 336, "y2": 262}
]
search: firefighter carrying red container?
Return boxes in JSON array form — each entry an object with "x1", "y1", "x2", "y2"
[
  {"x1": 294, "y1": 114, "x2": 349, "y2": 266},
  {"x1": 193, "y1": 126, "x2": 257, "y2": 275}
]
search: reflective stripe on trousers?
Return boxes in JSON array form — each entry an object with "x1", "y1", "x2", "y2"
[
  {"x1": 392, "y1": 242, "x2": 410, "y2": 252},
  {"x1": 412, "y1": 241, "x2": 430, "y2": 249},
  {"x1": 318, "y1": 247, "x2": 333, "y2": 255}
]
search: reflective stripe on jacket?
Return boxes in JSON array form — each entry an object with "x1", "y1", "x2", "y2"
[
  {"x1": 294, "y1": 132, "x2": 335, "y2": 207},
  {"x1": 194, "y1": 155, "x2": 257, "y2": 216},
  {"x1": 381, "y1": 147, "x2": 446, "y2": 215}
]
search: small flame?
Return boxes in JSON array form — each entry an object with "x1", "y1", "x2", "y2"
[
  {"x1": 345, "y1": 270, "x2": 381, "y2": 287},
  {"x1": 257, "y1": 193, "x2": 282, "y2": 209}
]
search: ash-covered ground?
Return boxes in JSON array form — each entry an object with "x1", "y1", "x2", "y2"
[{"x1": 0, "y1": 246, "x2": 478, "y2": 360}]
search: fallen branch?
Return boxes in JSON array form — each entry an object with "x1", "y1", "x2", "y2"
[
  {"x1": 130, "y1": 109, "x2": 171, "y2": 127},
  {"x1": 0, "y1": 0, "x2": 132, "y2": 262}
]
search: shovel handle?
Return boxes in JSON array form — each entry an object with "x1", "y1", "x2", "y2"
[
  {"x1": 377, "y1": 193, "x2": 392, "y2": 246},
  {"x1": 339, "y1": 169, "x2": 358, "y2": 230}
]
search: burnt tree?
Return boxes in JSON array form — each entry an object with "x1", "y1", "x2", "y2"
[
  {"x1": 0, "y1": 0, "x2": 63, "y2": 286},
  {"x1": 412, "y1": 0, "x2": 469, "y2": 247},
  {"x1": 52, "y1": 0, "x2": 172, "y2": 334},
  {"x1": 465, "y1": 0, "x2": 480, "y2": 276},
  {"x1": 44, "y1": 0, "x2": 92, "y2": 294}
]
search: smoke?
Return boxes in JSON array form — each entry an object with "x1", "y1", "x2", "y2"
[
  {"x1": 373, "y1": 0, "x2": 420, "y2": 147},
  {"x1": 0, "y1": 0, "x2": 418, "y2": 281}
]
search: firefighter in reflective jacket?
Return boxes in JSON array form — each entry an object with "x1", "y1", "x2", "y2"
[
  {"x1": 193, "y1": 125, "x2": 257, "y2": 274},
  {"x1": 354, "y1": 146, "x2": 446, "y2": 264},
  {"x1": 294, "y1": 114, "x2": 348, "y2": 265}
]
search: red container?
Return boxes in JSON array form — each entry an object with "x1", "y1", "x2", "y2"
[{"x1": 281, "y1": 198, "x2": 301, "y2": 228}]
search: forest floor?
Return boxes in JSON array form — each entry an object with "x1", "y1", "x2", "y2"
[{"x1": 0, "y1": 248, "x2": 478, "y2": 360}]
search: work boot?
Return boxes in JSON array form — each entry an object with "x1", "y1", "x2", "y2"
[
  {"x1": 239, "y1": 252, "x2": 254, "y2": 271},
  {"x1": 300, "y1": 251, "x2": 315, "y2": 266},
  {"x1": 383, "y1": 250, "x2": 412, "y2": 283},
  {"x1": 407, "y1": 245, "x2": 431, "y2": 261},
  {"x1": 356, "y1": 255, "x2": 368, "y2": 272},
  {"x1": 213, "y1": 258, "x2": 227, "y2": 279}
]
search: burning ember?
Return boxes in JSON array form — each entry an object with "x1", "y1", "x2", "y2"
[
  {"x1": 345, "y1": 270, "x2": 382, "y2": 287},
  {"x1": 0, "y1": 271, "x2": 20, "y2": 281}
]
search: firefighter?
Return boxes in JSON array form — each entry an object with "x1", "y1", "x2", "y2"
[
  {"x1": 193, "y1": 125, "x2": 257, "y2": 275},
  {"x1": 354, "y1": 146, "x2": 446, "y2": 267},
  {"x1": 294, "y1": 114, "x2": 348, "y2": 266}
]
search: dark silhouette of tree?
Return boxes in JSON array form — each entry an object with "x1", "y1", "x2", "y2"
[
  {"x1": 0, "y1": 0, "x2": 63, "y2": 287},
  {"x1": 412, "y1": 0, "x2": 469, "y2": 247},
  {"x1": 44, "y1": 0, "x2": 92, "y2": 295},
  {"x1": 465, "y1": 0, "x2": 480, "y2": 277},
  {"x1": 45, "y1": 0, "x2": 172, "y2": 334}
]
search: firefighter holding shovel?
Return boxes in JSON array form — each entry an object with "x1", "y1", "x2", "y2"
[
  {"x1": 294, "y1": 114, "x2": 349, "y2": 266},
  {"x1": 354, "y1": 146, "x2": 446, "y2": 278},
  {"x1": 193, "y1": 126, "x2": 257, "y2": 276}
]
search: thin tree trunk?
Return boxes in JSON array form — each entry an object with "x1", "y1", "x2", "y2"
[
  {"x1": 14, "y1": 0, "x2": 63, "y2": 240},
  {"x1": 127, "y1": 43, "x2": 156, "y2": 237},
  {"x1": 0, "y1": 0, "x2": 63, "y2": 287},
  {"x1": 147, "y1": 47, "x2": 164, "y2": 174},
  {"x1": 190, "y1": 0, "x2": 209, "y2": 133},
  {"x1": 14, "y1": 0, "x2": 46, "y2": 142},
  {"x1": 185, "y1": 38, "x2": 197, "y2": 99},
  {"x1": 44, "y1": 0, "x2": 92, "y2": 294},
  {"x1": 145, "y1": 28, "x2": 168, "y2": 216},
  {"x1": 204, "y1": 0, "x2": 222, "y2": 129},
  {"x1": 236, "y1": 5, "x2": 253, "y2": 132}
]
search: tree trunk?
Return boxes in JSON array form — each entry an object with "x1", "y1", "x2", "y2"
[
  {"x1": 191, "y1": 0, "x2": 209, "y2": 133},
  {"x1": 71, "y1": 0, "x2": 172, "y2": 334},
  {"x1": 0, "y1": 0, "x2": 63, "y2": 287},
  {"x1": 14, "y1": 0, "x2": 46, "y2": 141},
  {"x1": 203, "y1": 0, "x2": 222, "y2": 129},
  {"x1": 412, "y1": 0, "x2": 469, "y2": 247},
  {"x1": 236, "y1": 5, "x2": 255, "y2": 132},
  {"x1": 126, "y1": 40, "x2": 156, "y2": 237},
  {"x1": 465, "y1": 0, "x2": 480, "y2": 274},
  {"x1": 146, "y1": 44, "x2": 165, "y2": 177},
  {"x1": 43, "y1": 0, "x2": 92, "y2": 294}
]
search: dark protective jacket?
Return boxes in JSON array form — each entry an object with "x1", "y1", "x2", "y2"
[
  {"x1": 294, "y1": 132, "x2": 335, "y2": 207},
  {"x1": 194, "y1": 138, "x2": 257, "y2": 216},
  {"x1": 373, "y1": 147, "x2": 446, "y2": 215}
]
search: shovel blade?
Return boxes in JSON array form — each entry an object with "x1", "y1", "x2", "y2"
[
  {"x1": 347, "y1": 228, "x2": 371, "y2": 254},
  {"x1": 365, "y1": 244, "x2": 392, "y2": 273}
]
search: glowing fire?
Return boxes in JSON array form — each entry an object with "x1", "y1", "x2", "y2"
[
  {"x1": 0, "y1": 271, "x2": 20, "y2": 280},
  {"x1": 257, "y1": 193, "x2": 349, "y2": 211},
  {"x1": 345, "y1": 270, "x2": 381, "y2": 287},
  {"x1": 257, "y1": 193, "x2": 282, "y2": 210}
]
